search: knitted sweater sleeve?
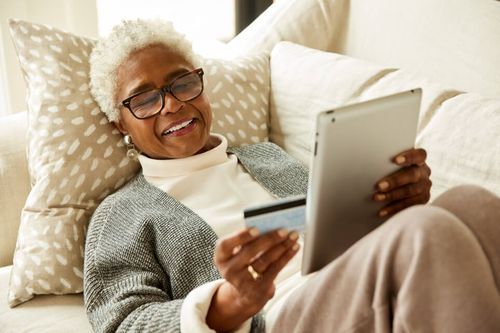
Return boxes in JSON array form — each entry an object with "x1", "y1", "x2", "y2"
[{"x1": 83, "y1": 196, "x2": 183, "y2": 333}]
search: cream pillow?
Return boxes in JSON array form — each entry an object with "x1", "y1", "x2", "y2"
[
  {"x1": 7, "y1": 18, "x2": 269, "y2": 307},
  {"x1": 269, "y1": 42, "x2": 499, "y2": 201},
  {"x1": 269, "y1": 42, "x2": 389, "y2": 165},
  {"x1": 269, "y1": 42, "x2": 460, "y2": 166},
  {"x1": 416, "y1": 93, "x2": 500, "y2": 199}
]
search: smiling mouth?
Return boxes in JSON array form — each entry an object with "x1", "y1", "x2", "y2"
[{"x1": 162, "y1": 119, "x2": 195, "y2": 136}]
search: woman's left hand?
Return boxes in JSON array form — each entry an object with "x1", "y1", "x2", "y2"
[{"x1": 373, "y1": 148, "x2": 432, "y2": 217}]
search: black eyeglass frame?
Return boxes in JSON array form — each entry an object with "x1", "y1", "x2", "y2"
[{"x1": 121, "y1": 68, "x2": 204, "y2": 120}]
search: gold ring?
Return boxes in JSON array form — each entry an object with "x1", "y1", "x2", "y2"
[{"x1": 247, "y1": 264, "x2": 262, "y2": 280}]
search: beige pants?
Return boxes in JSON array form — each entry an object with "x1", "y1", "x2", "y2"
[{"x1": 271, "y1": 185, "x2": 500, "y2": 332}]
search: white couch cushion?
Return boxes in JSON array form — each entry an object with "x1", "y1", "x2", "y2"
[
  {"x1": 0, "y1": 266, "x2": 91, "y2": 333},
  {"x1": 269, "y1": 42, "x2": 458, "y2": 166},
  {"x1": 416, "y1": 93, "x2": 500, "y2": 198},
  {"x1": 269, "y1": 41, "x2": 389, "y2": 165},
  {"x1": 269, "y1": 42, "x2": 499, "y2": 200}
]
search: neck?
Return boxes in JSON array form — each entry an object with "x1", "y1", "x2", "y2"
[{"x1": 196, "y1": 135, "x2": 221, "y2": 155}]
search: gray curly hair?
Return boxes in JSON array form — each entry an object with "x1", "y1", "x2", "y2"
[{"x1": 89, "y1": 19, "x2": 201, "y2": 122}]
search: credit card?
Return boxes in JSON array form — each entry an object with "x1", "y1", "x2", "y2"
[{"x1": 244, "y1": 195, "x2": 306, "y2": 235}]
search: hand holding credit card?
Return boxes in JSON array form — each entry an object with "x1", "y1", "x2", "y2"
[{"x1": 244, "y1": 195, "x2": 306, "y2": 234}]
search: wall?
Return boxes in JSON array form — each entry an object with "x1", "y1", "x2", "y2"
[{"x1": 95, "y1": 0, "x2": 235, "y2": 58}]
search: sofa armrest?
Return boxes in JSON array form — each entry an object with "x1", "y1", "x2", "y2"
[{"x1": 0, "y1": 111, "x2": 30, "y2": 267}]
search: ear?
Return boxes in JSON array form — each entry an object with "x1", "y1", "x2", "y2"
[{"x1": 114, "y1": 119, "x2": 128, "y2": 135}]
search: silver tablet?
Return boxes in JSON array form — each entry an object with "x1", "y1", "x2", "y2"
[{"x1": 302, "y1": 89, "x2": 422, "y2": 275}]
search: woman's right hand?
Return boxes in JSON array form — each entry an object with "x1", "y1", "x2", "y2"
[{"x1": 207, "y1": 228, "x2": 300, "y2": 331}]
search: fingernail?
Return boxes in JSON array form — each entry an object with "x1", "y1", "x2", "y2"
[
  {"x1": 292, "y1": 244, "x2": 300, "y2": 251},
  {"x1": 249, "y1": 228, "x2": 259, "y2": 237},
  {"x1": 378, "y1": 181, "x2": 389, "y2": 190},
  {"x1": 374, "y1": 193, "x2": 386, "y2": 201},
  {"x1": 289, "y1": 231, "x2": 299, "y2": 241},
  {"x1": 232, "y1": 245, "x2": 242, "y2": 255},
  {"x1": 395, "y1": 155, "x2": 406, "y2": 164},
  {"x1": 379, "y1": 210, "x2": 388, "y2": 217},
  {"x1": 277, "y1": 229, "x2": 288, "y2": 238}
]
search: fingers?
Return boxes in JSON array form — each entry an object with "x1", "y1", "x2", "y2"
[
  {"x1": 250, "y1": 232, "x2": 300, "y2": 273},
  {"x1": 259, "y1": 242, "x2": 300, "y2": 284},
  {"x1": 376, "y1": 164, "x2": 431, "y2": 193},
  {"x1": 392, "y1": 148, "x2": 427, "y2": 167},
  {"x1": 214, "y1": 228, "x2": 260, "y2": 263},
  {"x1": 214, "y1": 228, "x2": 289, "y2": 285},
  {"x1": 373, "y1": 179, "x2": 432, "y2": 203},
  {"x1": 214, "y1": 228, "x2": 300, "y2": 287},
  {"x1": 213, "y1": 228, "x2": 300, "y2": 312},
  {"x1": 225, "y1": 229, "x2": 290, "y2": 271},
  {"x1": 378, "y1": 192, "x2": 430, "y2": 217},
  {"x1": 373, "y1": 147, "x2": 432, "y2": 217}
]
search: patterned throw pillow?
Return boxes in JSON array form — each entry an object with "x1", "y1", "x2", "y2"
[
  {"x1": 7, "y1": 18, "x2": 270, "y2": 307},
  {"x1": 205, "y1": 56, "x2": 269, "y2": 145}
]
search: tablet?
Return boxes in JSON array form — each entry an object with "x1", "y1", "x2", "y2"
[{"x1": 301, "y1": 88, "x2": 422, "y2": 275}]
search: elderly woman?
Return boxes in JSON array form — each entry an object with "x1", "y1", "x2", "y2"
[{"x1": 84, "y1": 19, "x2": 500, "y2": 333}]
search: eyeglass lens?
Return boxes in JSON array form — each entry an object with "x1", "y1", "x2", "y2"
[{"x1": 129, "y1": 71, "x2": 202, "y2": 118}]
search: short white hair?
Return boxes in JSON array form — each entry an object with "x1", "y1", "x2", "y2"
[{"x1": 89, "y1": 19, "x2": 201, "y2": 122}]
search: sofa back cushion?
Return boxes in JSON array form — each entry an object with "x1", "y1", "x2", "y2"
[
  {"x1": 269, "y1": 42, "x2": 457, "y2": 166},
  {"x1": 332, "y1": 0, "x2": 500, "y2": 97},
  {"x1": 269, "y1": 42, "x2": 500, "y2": 199},
  {"x1": 415, "y1": 94, "x2": 500, "y2": 198}
]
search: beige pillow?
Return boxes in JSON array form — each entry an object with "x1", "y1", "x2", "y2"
[
  {"x1": 205, "y1": 55, "x2": 269, "y2": 145},
  {"x1": 7, "y1": 18, "x2": 270, "y2": 307}
]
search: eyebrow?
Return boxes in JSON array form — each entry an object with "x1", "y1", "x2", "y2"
[{"x1": 127, "y1": 68, "x2": 191, "y2": 97}]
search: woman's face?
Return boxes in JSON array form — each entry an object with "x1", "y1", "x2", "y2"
[{"x1": 114, "y1": 44, "x2": 214, "y2": 159}]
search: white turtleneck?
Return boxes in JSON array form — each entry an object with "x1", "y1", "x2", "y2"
[{"x1": 139, "y1": 133, "x2": 276, "y2": 238}]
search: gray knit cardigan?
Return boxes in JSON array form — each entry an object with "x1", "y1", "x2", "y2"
[{"x1": 83, "y1": 142, "x2": 308, "y2": 333}]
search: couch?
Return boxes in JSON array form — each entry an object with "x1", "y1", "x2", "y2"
[{"x1": 1, "y1": 0, "x2": 499, "y2": 331}]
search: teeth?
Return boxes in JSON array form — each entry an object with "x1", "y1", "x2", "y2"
[{"x1": 164, "y1": 119, "x2": 193, "y2": 135}]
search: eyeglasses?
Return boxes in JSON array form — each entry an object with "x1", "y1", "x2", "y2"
[{"x1": 121, "y1": 68, "x2": 204, "y2": 119}]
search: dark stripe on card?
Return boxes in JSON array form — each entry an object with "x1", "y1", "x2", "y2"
[{"x1": 244, "y1": 197, "x2": 306, "y2": 218}]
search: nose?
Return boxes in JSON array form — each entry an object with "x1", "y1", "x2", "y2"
[{"x1": 160, "y1": 93, "x2": 184, "y2": 116}]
